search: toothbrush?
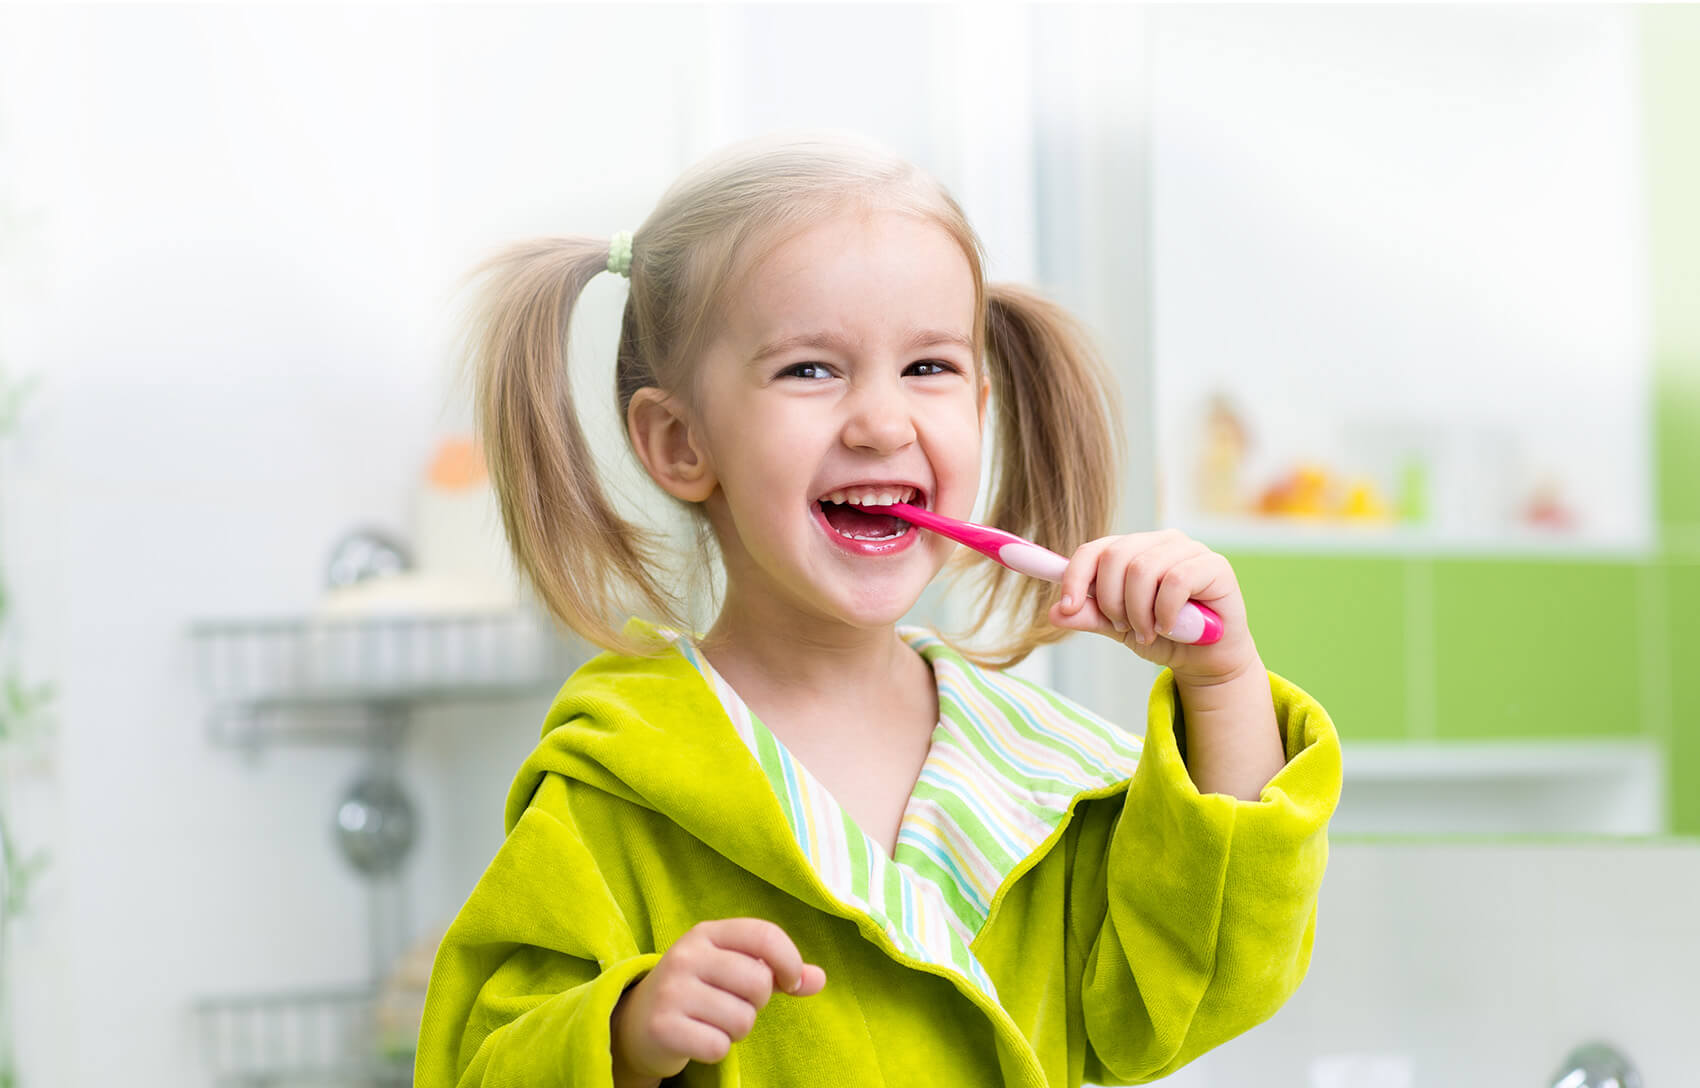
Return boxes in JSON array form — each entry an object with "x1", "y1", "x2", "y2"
[{"x1": 886, "y1": 502, "x2": 1225, "y2": 645}]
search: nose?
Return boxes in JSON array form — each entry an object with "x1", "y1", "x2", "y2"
[{"x1": 841, "y1": 372, "x2": 917, "y2": 454}]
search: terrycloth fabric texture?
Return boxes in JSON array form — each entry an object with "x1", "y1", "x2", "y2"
[{"x1": 415, "y1": 618, "x2": 1342, "y2": 1087}]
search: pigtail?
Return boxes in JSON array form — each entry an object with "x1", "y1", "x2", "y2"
[
  {"x1": 950, "y1": 282, "x2": 1125, "y2": 669},
  {"x1": 450, "y1": 236, "x2": 680, "y2": 658}
]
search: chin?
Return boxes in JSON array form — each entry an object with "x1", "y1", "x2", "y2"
[
  {"x1": 830, "y1": 584, "x2": 930, "y2": 629},
  {"x1": 782, "y1": 543, "x2": 946, "y2": 630}
]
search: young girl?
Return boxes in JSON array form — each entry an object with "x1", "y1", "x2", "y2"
[{"x1": 416, "y1": 129, "x2": 1341, "y2": 1087}]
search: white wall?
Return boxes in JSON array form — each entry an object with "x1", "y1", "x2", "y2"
[
  {"x1": 1158, "y1": 840, "x2": 1700, "y2": 1088},
  {"x1": 1148, "y1": 6, "x2": 1653, "y2": 552},
  {"x1": 0, "y1": 5, "x2": 717, "y2": 1084},
  {"x1": 0, "y1": 5, "x2": 1050, "y2": 1085}
]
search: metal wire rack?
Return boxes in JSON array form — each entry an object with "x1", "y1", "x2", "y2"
[
  {"x1": 188, "y1": 607, "x2": 590, "y2": 1085},
  {"x1": 193, "y1": 986, "x2": 413, "y2": 1088},
  {"x1": 188, "y1": 608, "x2": 588, "y2": 747}
]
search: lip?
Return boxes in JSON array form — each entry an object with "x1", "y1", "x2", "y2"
[{"x1": 811, "y1": 499, "x2": 923, "y2": 557}]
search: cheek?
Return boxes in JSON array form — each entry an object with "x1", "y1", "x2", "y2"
[
  {"x1": 956, "y1": 428, "x2": 982, "y2": 479},
  {"x1": 930, "y1": 402, "x2": 986, "y2": 490},
  {"x1": 958, "y1": 398, "x2": 988, "y2": 464}
]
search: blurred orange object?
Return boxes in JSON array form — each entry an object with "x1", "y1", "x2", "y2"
[
  {"x1": 1523, "y1": 476, "x2": 1578, "y2": 530},
  {"x1": 1257, "y1": 464, "x2": 1334, "y2": 518},
  {"x1": 427, "y1": 437, "x2": 488, "y2": 490}
]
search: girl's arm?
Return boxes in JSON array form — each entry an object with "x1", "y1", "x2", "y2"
[
  {"x1": 1045, "y1": 528, "x2": 1342, "y2": 1080},
  {"x1": 1049, "y1": 528, "x2": 1286, "y2": 800},
  {"x1": 1059, "y1": 666, "x2": 1341, "y2": 1082},
  {"x1": 1173, "y1": 656, "x2": 1286, "y2": 801}
]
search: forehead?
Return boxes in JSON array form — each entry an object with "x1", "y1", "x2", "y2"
[{"x1": 718, "y1": 209, "x2": 976, "y2": 352}]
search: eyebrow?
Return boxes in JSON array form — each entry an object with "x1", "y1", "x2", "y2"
[{"x1": 747, "y1": 328, "x2": 973, "y2": 365}]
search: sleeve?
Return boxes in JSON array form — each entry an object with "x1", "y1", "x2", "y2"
[
  {"x1": 413, "y1": 771, "x2": 664, "y2": 1088},
  {"x1": 1070, "y1": 668, "x2": 1342, "y2": 1085}
]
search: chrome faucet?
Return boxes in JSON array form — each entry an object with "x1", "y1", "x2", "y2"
[{"x1": 1549, "y1": 1041, "x2": 1642, "y2": 1088}]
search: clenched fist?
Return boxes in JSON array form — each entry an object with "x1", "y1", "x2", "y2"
[{"x1": 610, "y1": 918, "x2": 827, "y2": 1087}]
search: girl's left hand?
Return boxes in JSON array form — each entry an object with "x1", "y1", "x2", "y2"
[{"x1": 1046, "y1": 529, "x2": 1256, "y2": 683}]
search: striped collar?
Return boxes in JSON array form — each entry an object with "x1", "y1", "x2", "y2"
[{"x1": 659, "y1": 624, "x2": 1143, "y2": 1000}]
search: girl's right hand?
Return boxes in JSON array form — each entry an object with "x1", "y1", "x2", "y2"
[{"x1": 609, "y1": 918, "x2": 828, "y2": 1086}]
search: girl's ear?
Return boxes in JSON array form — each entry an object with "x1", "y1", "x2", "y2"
[
  {"x1": 978, "y1": 372, "x2": 991, "y2": 428},
  {"x1": 627, "y1": 387, "x2": 717, "y2": 503}
]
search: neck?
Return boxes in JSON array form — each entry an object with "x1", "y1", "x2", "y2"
[{"x1": 696, "y1": 590, "x2": 921, "y2": 711}]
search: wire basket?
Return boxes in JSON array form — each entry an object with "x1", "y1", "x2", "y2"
[
  {"x1": 193, "y1": 986, "x2": 413, "y2": 1088},
  {"x1": 189, "y1": 609, "x2": 586, "y2": 722}
]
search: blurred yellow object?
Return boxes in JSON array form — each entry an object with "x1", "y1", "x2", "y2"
[
  {"x1": 1256, "y1": 465, "x2": 1393, "y2": 522},
  {"x1": 1197, "y1": 395, "x2": 1250, "y2": 515},
  {"x1": 1341, "y1": 478, "x2": 1393, "y2": 521}
]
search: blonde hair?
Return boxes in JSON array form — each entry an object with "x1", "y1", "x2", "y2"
[{"x1": 451, "y1": 130, "x2": 1123, "y2": 668}]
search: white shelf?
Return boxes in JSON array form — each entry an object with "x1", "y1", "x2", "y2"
[
  {"x1": 1345, "y1": 740, "x2": 1661, "y2": 782},
  {"x1": 1170, "y1": 516, "x2": 1656, "y2": 561},
  {"x1": 1335, "y1": 740, "x2": 1666, "y2": 836}
]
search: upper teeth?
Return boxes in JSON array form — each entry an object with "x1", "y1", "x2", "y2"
[{"x1": 823, "y1": 486, "x2": 918, "y2": 507}]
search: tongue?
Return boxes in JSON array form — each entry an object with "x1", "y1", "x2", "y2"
[{"x1": 821, "y1": 502, "x2": 905, "y2": 539}]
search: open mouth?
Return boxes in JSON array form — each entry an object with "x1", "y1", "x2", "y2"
[{"x1": 814, "y1": 485, "x2": 924, "y2": 542}]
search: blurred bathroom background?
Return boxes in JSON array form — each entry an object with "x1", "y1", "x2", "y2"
[{"x1": 0, "y1": 4, "x2": 1695, "y2": 1086}]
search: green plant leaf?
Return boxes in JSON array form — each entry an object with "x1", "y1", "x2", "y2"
[
  {"x1": 2, "y1": 674, "x2": 54, "y2": 732},
  {"x1": 0, "y1": 671, "x2": 58, "y2": 752},
  {"x1": 0, "y1": 370, "x2": 40, "y2": 435},
  {"x1": 3, "y1": 849, "x2": 50, "y2": 917}
]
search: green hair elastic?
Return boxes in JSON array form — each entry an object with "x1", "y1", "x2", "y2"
[{"x1": 607, "y1": 230, "x2": 633, "y2": 277}]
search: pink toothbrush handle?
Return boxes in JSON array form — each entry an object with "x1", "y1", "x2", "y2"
[{"x1": 888, "y1": 503, "x2": 1224, "y2": 646}]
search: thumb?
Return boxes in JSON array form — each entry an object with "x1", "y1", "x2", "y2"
[
  {"x1": 787, "y1": 963, "x2": 827, "y2": 997},
  {"x1": 1049, "y1": 596, "x2": 1119, "y2": 640}
]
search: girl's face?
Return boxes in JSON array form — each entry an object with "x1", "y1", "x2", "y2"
[{"x1": 690, "y1": 208, "x2": 987, "y2": 632}]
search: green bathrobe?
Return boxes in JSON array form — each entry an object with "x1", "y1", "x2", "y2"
[{"x1": 415, "y1": 619, "x2": 1341, "y2": 1086}]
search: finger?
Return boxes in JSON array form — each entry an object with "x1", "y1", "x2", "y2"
[
  {"x1": 653, "y1": 1008, "x2": 734, "y2": 1066},
  {"x1": 1088, "y1": 530, "x2": 1183, "y2": 632},
  {"x1": 1048, "y1": 592, "x2": 1118, "y2": 638},
  {"x1": 1091, "y1": 539, "x2": 1142, "y2": 634},
  {"x1": 1059, "y1": 536, "x2": 1116, "y2": 616},
  {"x1": 1152, "y1": 552, "x2": 1231, "y2": 640},
  {"x1": 697, "y1": 946, "x2": 779, "y2": 1010},
  {"x1": 702, "y1": 918, "x2": 812, "y2": 997},
  {"x1": 1120, "y1": 534, "x2": 1206, "y2": 644},
  {"x1": 681, "y1": 979, "x2": 761, "y2": 1044},
  {"x1": 792, "y1": 963, "x2": 827, "y2": 996}
]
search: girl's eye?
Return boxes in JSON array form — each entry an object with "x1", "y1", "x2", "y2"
[
  {"x1": 907, "y1": 359, "x2": 960, "y2": 377},
  {"x1": 779, "y1": 362, "x2": 833, "y2": 380}
]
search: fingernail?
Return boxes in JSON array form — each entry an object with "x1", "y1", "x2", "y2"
[{"x1": 1061, "y1": 594, "x2": 1074, "y2": 609}]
